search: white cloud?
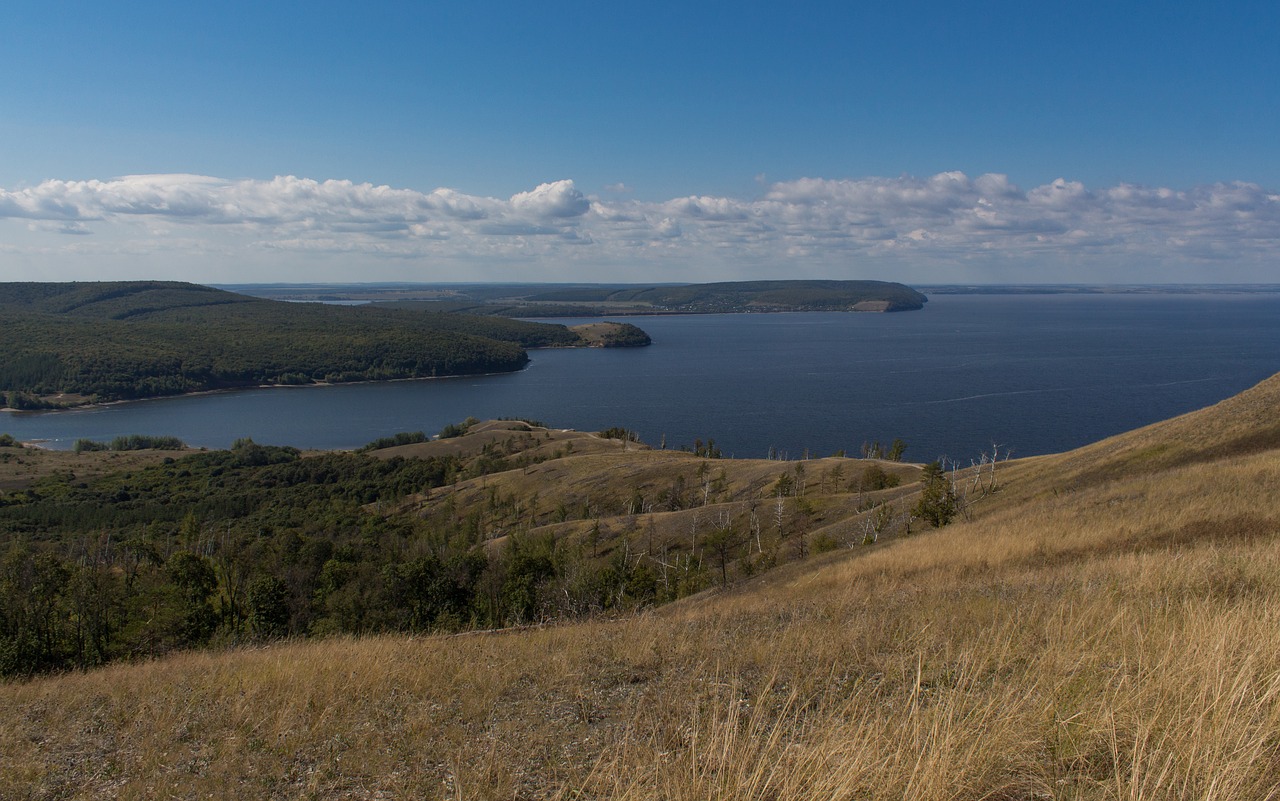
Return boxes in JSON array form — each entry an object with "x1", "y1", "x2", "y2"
[
  {"x1": 2, "y1": 171, "x2": 1279, "y2": 282},
  {"x1": 509, "y1": 180, "x2": 590, "y2": 218},
  {"x1": 654, "y1": 217, "x2": 682, "y2": 239}
]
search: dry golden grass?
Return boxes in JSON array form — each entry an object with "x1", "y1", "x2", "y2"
[
  {"x1": 371, "y1": 420, "x2": 634, "y2": 463},
  {"x1": 387, "y1": 440, "x2": 920, "y2": 566},
  {"x1": 0, "y1": 444, "x2": 185, "y2": 493},
  {"x1": 6, "y1": 377, "x2": 1280, "y2": 799},
  {"x1": 567, "y1": 322, "x2": 640, "y2": 346}
]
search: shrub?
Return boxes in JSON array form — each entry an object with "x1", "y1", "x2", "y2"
[
  {"x1": 812, "y1": 532, "x2": 840, "y2": 554},
  {"x1": 598, "y1": 427, "x2": 640, "y2": 442},
  {"x1": 438, "y1": 417, "x2": 479, "y2": 439},
  {"x1": 75, "y1": 435, "x2": 186, "y2": 453},
  {"x1": 914, "y1": 461, "x2": 958, "y2": 527},
  {"x1": 859, "y1": 464, "x2": 901, "y2": 491},
  {"x1": 359, "y1": 431, "x2": 428, "y2": 452}
]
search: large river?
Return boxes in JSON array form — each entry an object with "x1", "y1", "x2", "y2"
[{"x1": 6, "y1": 294, "x2": 1280, "y2": 462}]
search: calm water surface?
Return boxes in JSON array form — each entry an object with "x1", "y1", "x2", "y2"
[{"x1": 6, "y1": 295, "x2": 1280, "y2": 462}]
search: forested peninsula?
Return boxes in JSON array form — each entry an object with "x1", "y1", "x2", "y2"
[
  {"x1": 0, "y1": 282, "x2": 648, "y2": 409},
  {"x1": 235, "y1": 278, "x2": 929, "y2": 316},
  {"x1": 513, "y1": 279, "x2": 928, "y2": 314}
]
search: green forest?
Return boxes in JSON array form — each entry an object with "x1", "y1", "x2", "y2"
[
  {"x1": 0, "y1": 434, "x2": 672, "y2": 677},
  {"x1": 0, "y1": 281, "x2": 602, "y2": 406}
]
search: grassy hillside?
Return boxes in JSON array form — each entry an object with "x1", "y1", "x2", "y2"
[
  {"x1": 0, "y1": 418, "x2": 920, "y2": 676},
  {"x1": 5, "y1": 376, "x2": 1280, "y2": 798},
  {"x1": 0, "y1": 281, "x2": 597, "y2": 407}
]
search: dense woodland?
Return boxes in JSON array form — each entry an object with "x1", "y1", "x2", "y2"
[
  {"x1": 0, "y1": 423, "x2": 931, "y2": 678},
  {"x1": 0, "y1": 281, "x2": 600, "y2": 406}
]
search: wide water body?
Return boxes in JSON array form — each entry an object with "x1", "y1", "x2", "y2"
[{"x1": 6, "y1": 294, "x2": 1280, "y2": 462}]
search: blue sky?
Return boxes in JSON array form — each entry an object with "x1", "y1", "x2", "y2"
[{"x1": 2, "y1": 1, "x2": 1278, "y2": 284}]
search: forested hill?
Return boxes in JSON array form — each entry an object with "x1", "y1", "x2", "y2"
[
  {"x1": 523, "y1": 280, "x2": 928, "y2": 313},
  {"x1": 0, "y1": 281, "x2": 602, "y2": 408},
  {"x1": 255, "y1": 278, "x2": 929, "y2": 316}
]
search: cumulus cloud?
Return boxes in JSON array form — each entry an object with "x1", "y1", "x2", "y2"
[
  {"x1": 654, "y1": 217, "x2": 682, "y2": 239},
  {"x1": 3, "y1": 171, "x2": 1279, "y2": 280},
  {"x1": 509, "y1": 180, "x2": 590, "y2": 218}
]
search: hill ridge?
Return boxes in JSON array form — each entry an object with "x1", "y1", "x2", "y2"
[{"x1": 4, "y1": 372, "x2": 1280, "y2": 798}]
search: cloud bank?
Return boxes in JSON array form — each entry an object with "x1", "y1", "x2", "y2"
[{"x1": 3, "y1": 172, "x2": 1279, "y2": 282}]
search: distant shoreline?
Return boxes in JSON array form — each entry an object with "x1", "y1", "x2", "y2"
[
  {"x1": 0, "y1": 367, "x2": 539, "y2": 415},
  {"x1": 916, "y1": 283, "x2": 1280, "y2": 295},
  {"x1": 0, "y1": 332, "x2": 660, "y2": 414}
]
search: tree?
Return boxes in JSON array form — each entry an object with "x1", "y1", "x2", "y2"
[
  {"x1": 774, "y1": 471, "x2": 795, "y2": 497},
  {"x1": 913, "y1": 461, "x2": 957, "y2": 528},
  {"x1": 166, "y1": 552, "x2": 219, "y2": 644},
  {"x1": 862, "y1": 502, "x2": 895, "y2": 545},
  {"x1": 858, "y1": 464, "x2": 900, "y2": 492},
  {"x1": 0, "y1": 547, "x2": 71, "y2": 677},
  {"x1": 705, "y1": 511, "x2": 739, "y2": 587},
  {"x1": 247, "y1": 575, "x2": 290, "y2": 639}
]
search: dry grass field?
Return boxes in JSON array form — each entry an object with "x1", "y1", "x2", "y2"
[
  {"x1": 4, "y1": 376, "x2": 1280, "y2": 799},
  {"x1": 0, "y1": 442, "x2": 186, "y2": 493}
]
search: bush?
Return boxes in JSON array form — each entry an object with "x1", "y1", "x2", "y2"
[
  {"x1": 914, "y1": 461, "x2": 958, "y2": 528},
  {"x1": 5, "y1": 392, "x2": 55, "y2": 410},
  {"x1": 438, "y1": 417, "x2": 479, "y2": 439},
  {"x1": 859, "y1": 464, "x2": 901, "y2": 491},
  {"x1": 111, "y1": 435, "x2": 186, "y2": 451},
  {"x1": 598, "y1": 427, "x2": 639, "y2": 442},
  {"x1": 74, "y1": 435, "x2": 186, "y2": 453},
  {"x1": 498, "y1": 417, "x2": 544, "y2": 428},
  {"x1": 812, "y1": 532, "x2": 840, "y2": 554},
  {"x1": 359, "y1": 431, "x2": 428, "y2": 452}
]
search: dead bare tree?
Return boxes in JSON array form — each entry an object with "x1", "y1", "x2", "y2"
[
  {"x1": 748, "y1": 500, "x2": 762, "y2": 553},
  {"x1": 861, "y1": 501, "x2": 895, "y2": 545},
  {"x1": 774, "y1": 490, "x2": 786, "y2": 540}
]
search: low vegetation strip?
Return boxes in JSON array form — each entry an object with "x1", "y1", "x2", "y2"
[{"x1": 73, "y1": 435, "x2": 187, "y2": 453}]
